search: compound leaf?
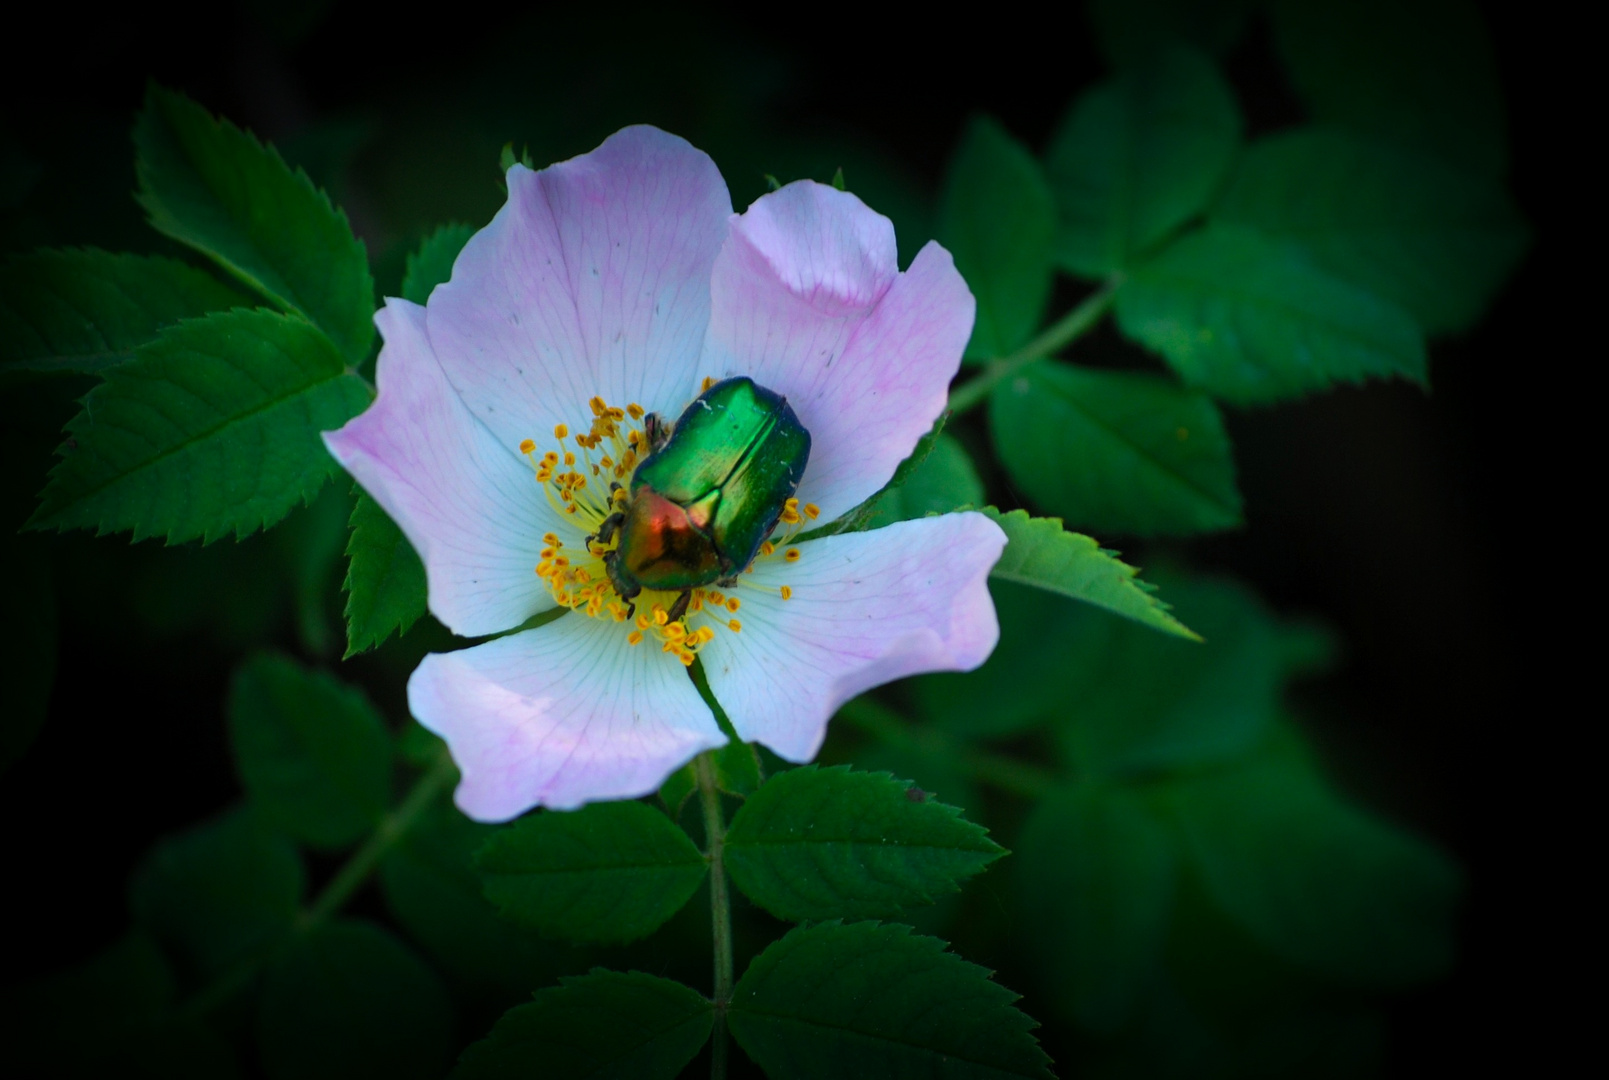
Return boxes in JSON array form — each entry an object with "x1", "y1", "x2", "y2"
[{"x1": 342, "y1": 491, "x2": 427, "y2": 657}]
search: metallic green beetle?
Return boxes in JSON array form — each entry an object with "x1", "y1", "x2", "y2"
[{"x1": 599, "y1": 377, "x2": 810, "y2": 619}]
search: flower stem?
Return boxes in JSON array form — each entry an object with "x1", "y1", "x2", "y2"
[
  {"x1": 695, "y1": 749, "x2": 733, "y2": 1080},
  {"x1": 177, "y1": 748, "x2": 456, "y2": 1021},
  {"x1": 836, "y1": 697, "x2": 1058, "y2": 799},
  {"x1": 945, "y1": 278, "x2": 1121, "y2": 416}
]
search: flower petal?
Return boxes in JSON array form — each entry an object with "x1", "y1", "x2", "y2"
[
  {"x1": 702, "y1": 181, "x2": 975, "y2": 523},
  {"x1": 701, "y1": 512, "x2": 1006, "y2": 762},
  {"x1": 410, "y1": 615, "x2": 726, "y2": 820},
  {"x1": 323, "y1": 299, "x2": 559, "y2": 638},
  {"x1": 426, "y1": 125, "x2": 733, "y2": 449}
]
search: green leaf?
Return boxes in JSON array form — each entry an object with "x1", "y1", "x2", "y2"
[
  {"x1": 725, "y1": 765, "x2": 1003, "y2": 922},
  {"x1": 1046, "y1": 46, "x2": 1241, "y2": 277},
  {"x1": 658, "y1": 761, "x2": 698, "y2": 819},
  {"x1": 379, "y1": 803, "x2": 568, "y2": 995},
  {"x1": 1214, "y1": 127, "x2": 1528, "y2": 334},
  {"x1": 1170, "y1": 732, "x2": 1463, "y2": 986},
  {"x1": 273, "y1": 480, "x2": 352, "y2": 657},
  {"x1": 0, "y1": 248, "x2": 244, "y2": 380},
  {"x1": 1088, "y1": 0, "x2": 1250, "y2": 69},
  {"x1": 938, "y1": 116, "x2": 1056, "y2": 360},
  {"x1": 401, "y1": 223, "x2": 475, "y2": 305},
  {"x1": 859, "y1": 433, "x2": 984, "y2": 531},
  {"x1": 977, "y1": 506, "x2": 1197, "y2": 640},
  {"x1": 476, "y1": 800, "x2": 708, "y2": 944},
  {"x1": 989, "y1": 361, "x2": 1240, "y2": 536},
  {"x1": 1266, "y1": 0, "x2": 1506, "y2": 177},
  {"x1": 135, "y1": 85, "x2": 375, "y2": 363},
  {"x1": 1115, "y1": 223, "x2": 1426, "y2": 404},
  {"x1": 129, "y1": 805, "x2": 304, "y2": 978},
  {"x1": 0, "y1": 533, "x2": 55, "y2": 772},
  {"x1": 342, "y1": 491, "x2": 427, "y2": 657},
  {"x1": 27, "y1": 309, "x2": 372, "y2": 543},
  {"x1": 715, "y1": 738, "x2": 763, "y2": 797},
  {"x1": 453, "y1": 970, "x2": 713, "y2": 1080},
  {"x1": 228, "y1": 652, "x2": 393, "y2": 848},
  {"x1": 257, "y1": 919, "x2": 454, "y2": 1080},
  {"x1": 797, "y1": 415, "x2": 948, "y2": 541},
  {"x1": 728, "y1": 922, "x2": 1053, "y2": 1080},
  {"x1": 1016, "y1": 784, "x2": 1175, "y2": 1032}
]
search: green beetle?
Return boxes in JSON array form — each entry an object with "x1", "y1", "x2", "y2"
[{"x1": 599, "y1": 377, "x2": 810, "y2": 619}]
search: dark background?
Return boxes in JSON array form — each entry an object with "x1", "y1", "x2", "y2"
[{"x1": 1, "y1": 0, "x2": 1559, "y2": 1073}]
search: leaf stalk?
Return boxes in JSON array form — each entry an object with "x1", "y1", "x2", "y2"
[{"x1": 696, "y1": 749, "x2": 734, "y2": 1080}]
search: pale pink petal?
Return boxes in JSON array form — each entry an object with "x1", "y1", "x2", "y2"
[
  {"x1": 410, "y1": 615, "x2": 726, "y2": 819},
  {"x1": 701, "y1": 513, "x2": 1006, "y2": 762},
  {"x1": 323, "y1": 299, "x2": 559, "y2": 638},
  {"x1": 702, "y1": 182, "x2": 975, "y2": 523},
  {"x1": 426, "y1": 126, "x2": 732, "y2": 450}
]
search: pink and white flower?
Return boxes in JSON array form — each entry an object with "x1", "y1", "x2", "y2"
[{"x1": 324, "y1": 126, "x2": 1005, "y2": 821}]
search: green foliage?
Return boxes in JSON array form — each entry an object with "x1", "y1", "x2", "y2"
[
  {"x1": 342, "y1": 491, "x2": 427, "y2": 657},
  {"x1": 129, "y1": 805, "x2": 304, "y2": 978},
  {"x1": 979, "y1": 506, "x2": 1197, "y2": 640},
  {"x1": 989, "y1": 360, "x2": 1240, "y2": 536},
  {"x1": 453, "y1": 970, "x2": 713, "y2": 1080},
  {"x1": 799, "y1": 416, "x2": 949, "y2": 540},
  {"x1": 27, "y1": 309, "x2": 372, "y2": 543},
  {"x1": 228, "y1": 652, "x2": 393, "y2": 848},
  {"x1": 1088, "y1": 0, "x2": 1250, "y2": 69},
  {"x1": 1169, "y1": 735, "x2": 1463, "y2": 985},
  {"x1": 859, "y1": 433, "x2": 985, "y2": 530},
  {"x1": 728, "y1": 921, "x2": 1053, "y2": 1080},
  {"x1": 715, "y1": 738, "x2": 764, "y2": 796},
  {"x1": 1215, "y1": 127, "x2": 1528, "y2": 335},
  {"x1": 378, "y1": 803, "x2": 567, "y2": 994},
  {"x1": 1015, "y1": 784, "x2": 1176, "y2": 1032},
  {"x1": 1266, "y1": 0, "x2": 1506, "y2": 177},
  {"x1": 0, "y1": 532, "x2": 54, "y2": 772},
  {"x1": 1046, "y1": 46, "x2": 1241, "y2": 278},
  {"x1": 134, "y1": 85, "x2": 375, "y2": 364},
  {"x1": 256, "y1": 919, "x2": 454, "y2": 1080},
  {"x1": 476, "y1": 800, "x2": 708, "y2": 944},
  {"x1": 938, "y1": 116, "x2": 1056, "y2": 361},
  {"x1": 401, "y1": 223, "x2": 475, "y2": 305},
  {"x1": 1115, "y1": 223, "x2": 1427, "y2": 404},
  {"x1": 0, "y1": 248, "x2": 243, "y2": 381},
  {"x1": 724, "y1": 765, "x2": 1004, "y2": 921}
]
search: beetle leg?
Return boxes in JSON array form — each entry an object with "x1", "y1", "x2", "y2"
[
  {"x1": 666, "y1": 589, "x2": 692, "y2": 624},
  {"x1": 643, "y1": 412, "x2": 671, "y2": 452},
  {"x1": 589, "y1": 510, "x2": 624, "y2": 548},
  {"x1": 604, "y1": 549, "x2": 640, "y2": 618}
]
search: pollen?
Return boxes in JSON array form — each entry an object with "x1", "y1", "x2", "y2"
[
  {"x1": 725, "y1": 597, "x2": 741, "y2": 613},
  {"x1": 784, "y1": 547, "x2": 800, "y2": 562},
  {"x1": 728, "y1": 619, "x2": 742, "y2": 633},
  {"x1": 519, "y1": 438, "x2": 536, "y2": 454},
  {"x1": 803, "y1": 503, "x2": 820, "y2": 520},
  {"x1": 554, "y1": 424, "x2": 569, "y2": 439},
  {"x1": 780, "y1": 585, "x2": 793, "y2": 600}
]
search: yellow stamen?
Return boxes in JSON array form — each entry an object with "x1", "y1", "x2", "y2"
[
  {"x1": 780, "y1": 585, "x2": 793, "y2": 600},
  {"x1": 784, "y1": 548, "x2": 801, "y2": 563}
]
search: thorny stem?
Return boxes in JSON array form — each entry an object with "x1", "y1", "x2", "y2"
[
  {"x1": 945, "y1": 278, "x2": 1121, "y2": 416},
  {"x1": 836, "y1": 696, "x2": 1058, "y2": 799},
  {"x1": 696, "y1": 750, "x2": 734, "y2": 1080},
  {"x1": 177, "y1": 748, "x2": 457, "y2": 1021}
]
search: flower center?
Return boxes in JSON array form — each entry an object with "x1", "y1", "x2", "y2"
[{"x1": 520, "y1": 385, "x2": 818, "y2": 666}]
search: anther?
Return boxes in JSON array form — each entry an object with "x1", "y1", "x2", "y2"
[
  {"x1": 627, "y1": 630, "x2": 644, "y2": 645},
  {"x1": 803, "y1": 503, "x2": 820, "y2": 520},
  {"x1": 725, "y1": 597, "x2": 741, "y2": 613},
  {"x1": 784, "y1": 548, "x2": 800, "y2": 562},
  {"x1": 519, "y1": 438, "x2": 536, "y2": 454},
  {"x1": 627, "y1": 403, "x2": 644, "y2": 419},
  {"x1": 728, "y1": 619, "x2": 742, "y2": 633},
  {"x1": 554, "y1": 424, "x2": 569, "y2": 439},
  {"x1": 780, "y1": 585, "x2": 793, "y2": 600}
]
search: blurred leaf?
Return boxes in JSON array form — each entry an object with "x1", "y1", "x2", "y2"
[
  {"x1": 1088, "y1": 0, "x2": 1250, "y2": 69},
  {"x1": 979, "y1": 507, "x2": 1198, "y2": 639},
  {"x1": 453, "y1": 970, "x2": 712, "y2": 1080},
  {"x1": 272, "y1": 481, "x2": 352, "y2": 657},
  {"x1": 989, "y1": 361, "x2": 1241, "y2": 536},
  {"x1": 1047, "y1": 46, "x2": 1241, "y2": 278},
  {"x1": 395, "y1": 719, "x2": 447, "y2": 767},
  {"x1": 1215, "y1": 127, "x2": 1528, "y2": 334},
  {"x1": 1170, "y1": 733, "x2": 1463, "y2": 986},
  {"x1": 0, "y1": 533, "x2": 55, "y2": 772},
  {"x1": 1115, "y1": 223, "x2": 1426, "y2": 404},
  {"x1": 938, "y1": 116, "x2": 1056, "y2": 361},
  {"x1": 228, "y1": 652, "x2": 392, "y2": 849},
  {"x1": 27, "y1": 309, "x2": 372, "y2": 543},
  {"x1": 658, "y1": 761, "x2": 698, "y2": 819},
  {"x1": 379, "y1": 802, "x2": 567, "y2": 995},
  {"x1": 859, "y1": 433, "x2": 984, "y2": 530},
  {"x1": 476, "y1": 800, "x2": 708, "y2": 944},
  {"x1": 401, "y1": 223, "x2": 475, "y2": 305},
  {"x1": 1052, "y1": 575, "x2": 1287, "y2": 776},
  {"x1": 135, "y1": 85, "x2": 375, "y2": 364},
  {"x1": 342, "y1": 491, "x2": 427, "y2": 658},
  {"x1": 257, "y1": 919, "x2": 454, "y2": 1080},
  {"x1": 1016, "y1": 784, "x2": 1176, "y2": 1033},
  {"x1": 715, "y1": 738, "x2": 763, "y2": 797},
  {"x1": 0, "y1": 248, "x2": 243, "y2": 382},
  {"x1": 1267, "y1": 0, "x2": 1506, "y2": 176},
  {"x1": 129, "y1": 805, "x2": 304, "y2": 979},
  {"x1": 725, "y1": 765, "x2": 1003, "y2": 922},
  {"x1": 728, "y1": 921, "x2": 1053, "y2": 1080}
]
